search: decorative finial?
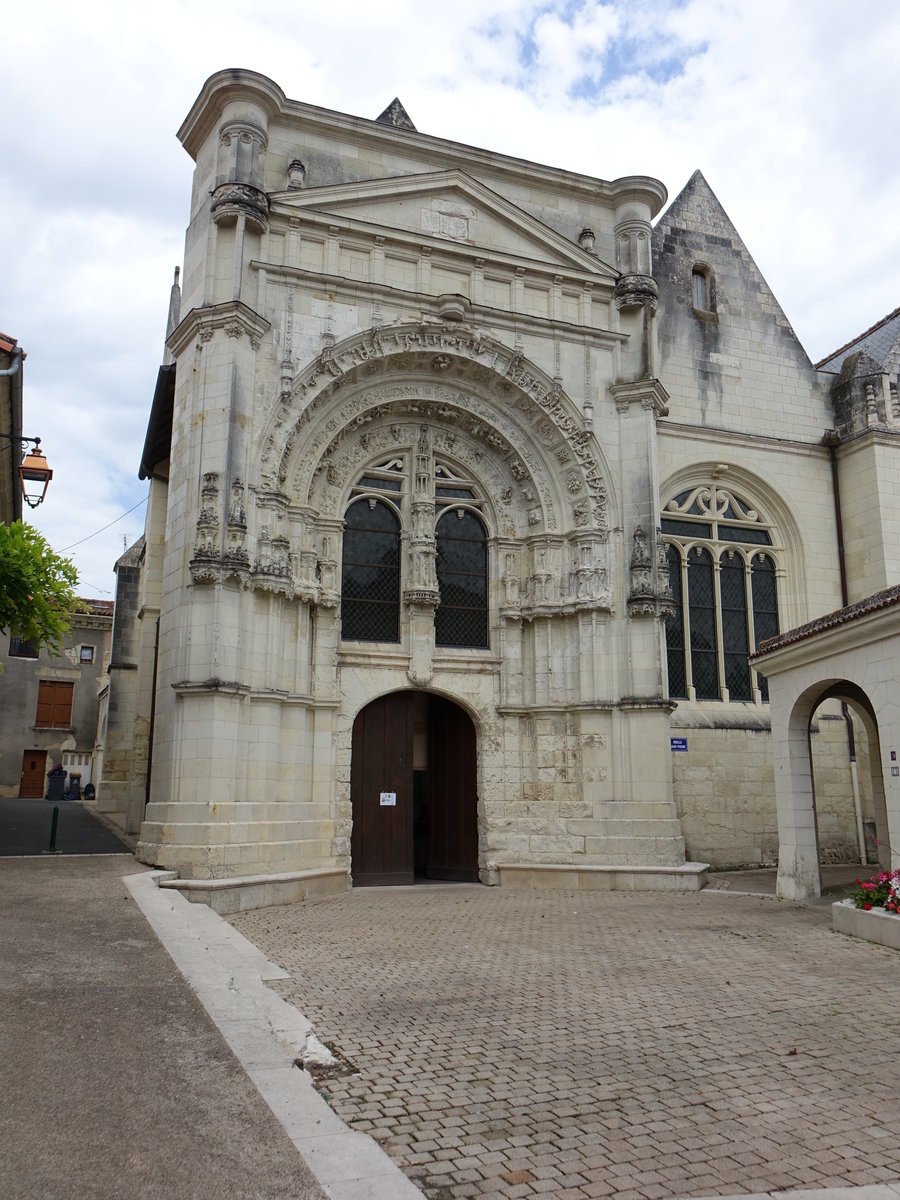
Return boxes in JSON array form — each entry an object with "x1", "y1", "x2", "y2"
[{"x1": 287, "y1": 159, "x2": 306, "y2": 190}]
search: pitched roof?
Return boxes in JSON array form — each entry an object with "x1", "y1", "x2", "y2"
[
  {"x1": 753, "y1": 584, "x2": 900, "y2": 656},
  {"x1": 815, "y1": 305, "x2": 900, "y2": 372},
  {"x1": 79, "y1": 598, "x2": 115, "y2": 617}
]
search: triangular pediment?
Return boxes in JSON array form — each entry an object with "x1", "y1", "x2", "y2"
[{"x1": 270, "y1": 170, "x2": 616, "y2": 277}]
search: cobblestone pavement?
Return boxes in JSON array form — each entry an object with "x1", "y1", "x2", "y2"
[{"x1": 231, "y1": 884, "x2": 900, "y2": 1200}]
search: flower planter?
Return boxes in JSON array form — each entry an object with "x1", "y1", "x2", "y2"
[{"x1": 832, "y1": 899, "x2": 900, "y2": 951}]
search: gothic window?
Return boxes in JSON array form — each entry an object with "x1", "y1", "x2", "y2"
[
  {"x1": 341, "y1": 498, "x2": 402, "y2": 643},
  {"x1": 435, "y1": 509, "x2": 489, "y2": 649},
  {"x1": 339, "y1": 456, "x2": 489, "y2": 649},
  {"x1": 663, "y1": 483, "x2": 779, "y2": 702}
]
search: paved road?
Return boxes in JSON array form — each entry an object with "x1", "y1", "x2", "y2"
[
  {"x1": 232, "y1": 874, "x2": 900, "y2": 1200},
  {"x1": 0, "y1": 796, "x2": 130, "y2": 855},
  {"x1": 0, "y1": 857, "x2": 327, "y2": 1199}
]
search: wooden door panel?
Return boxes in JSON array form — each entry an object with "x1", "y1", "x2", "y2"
[
  {"x1": 351, "y1": 693, "x2": 414, "y2": 885},
  {"x1": 427, "y1": 696, "x2": 479, "y2": 881},
  {"x1": 20, "y1": 750, "x2": 47, "y2": 798}
]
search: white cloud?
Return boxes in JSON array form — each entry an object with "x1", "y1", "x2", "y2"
[{"x1": 2, "y1": 0, "x2": 899, "y2": 594}]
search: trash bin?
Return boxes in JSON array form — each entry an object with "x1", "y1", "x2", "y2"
[
  {"x1": 46, "y1": 764, "x2": 66, "y2": 802},
  {"x1": 68, "y1": 773, "x2": 81, "y2": 802}
]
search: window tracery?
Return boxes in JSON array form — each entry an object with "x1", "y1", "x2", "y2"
[
  {"x1": 339, "y1": 454, "x2": 489, "y2": 648},
  {"x1": 662, "y1": 484, "x2": 779, "y2": 702}
]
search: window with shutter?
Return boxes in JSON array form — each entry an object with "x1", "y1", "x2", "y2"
[{"x1": 35, "y1": 681, "x2": 74, "y2": 729}]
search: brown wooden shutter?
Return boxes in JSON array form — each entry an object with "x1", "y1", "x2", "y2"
[{"x1": 35, "y1": 681, "x2": 74, "y2": 728}]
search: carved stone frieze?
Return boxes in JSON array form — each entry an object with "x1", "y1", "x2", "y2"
[
  {"x1": 210, "y1": 182, "x2": 270, "y2": 234},
  {"x1": 304, "y1": 399, "x2": 553, "y2": 536},
  {"x1": 614, "y1": 274, "x2": 659, "y2": 313},
  {"x1": 258, "y1": 324, "x2": 610, "y2": 534}
]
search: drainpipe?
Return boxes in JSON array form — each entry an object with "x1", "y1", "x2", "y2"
[{"x1": 824, "y1": 429, "x2": 866, "y2": 864}]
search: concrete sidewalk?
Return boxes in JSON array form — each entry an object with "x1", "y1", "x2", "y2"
[{"x1": 0, "y1": 857, "x2": 329, "y2": 1199}]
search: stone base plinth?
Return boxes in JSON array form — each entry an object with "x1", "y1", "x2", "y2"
[
  {"x1": 495, "y1": 862, "x2": 709, "y2": 893},
  {"x1": 832, "y1": 899, "x2": 900, "y2": 951},
  {"x1": 156, "y1": 867, "x2": 349, "y2": 915}
]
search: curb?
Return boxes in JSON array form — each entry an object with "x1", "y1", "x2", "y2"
[{"x1": 125, "y1": 870, "x2": 424, "y2": 1199}]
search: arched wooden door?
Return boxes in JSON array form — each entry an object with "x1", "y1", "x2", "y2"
[{"x1": 351, "y1": 692, "x2": 478, "y2": 886}]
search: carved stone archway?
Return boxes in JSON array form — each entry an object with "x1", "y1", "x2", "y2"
[{"x1": 259, "y1": 323, "x2": 613, "y2": 537}]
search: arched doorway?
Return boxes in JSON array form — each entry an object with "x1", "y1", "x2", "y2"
[
  {"x1": 350, "y1": 691, "x2": 479, "y2": 886},
  {"x1": 776, "y1": 680, "x2": 891, "y2": 898}
]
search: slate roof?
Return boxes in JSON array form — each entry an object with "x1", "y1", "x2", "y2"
[
  {"x1": 139, "y1": 363, "x2": 175, "y2": 480},
  {"x1": 753, "y1": 584, "x2": 900, "y2": 657},
  {"x1": 815, "y1": 305, "x2": 900, "y2": 372}
]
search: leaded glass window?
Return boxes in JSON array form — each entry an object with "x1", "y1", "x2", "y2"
[
  {"x1": 435, "y1": 510, "x2": 488, "y2": 649},
  {"x1": 662, "y1": 483, "x2": 779, "y2": 703},
  {"x1": 340, "y1": 455, "x2": 490, "y2": 650},
  {"x1": 341, "y1": 499, "x2": 401, "y2": 643}
]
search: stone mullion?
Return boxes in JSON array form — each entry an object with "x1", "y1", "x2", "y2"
[
  {"x1": 744, "y1": 553, "x2": 762, "y2": 705},
  {"x1": 681, "y1": 552, "x2": 696, "y2": 703},
  {"x1": 712, "y1": 552, "x2": 728, "y2": 703}
]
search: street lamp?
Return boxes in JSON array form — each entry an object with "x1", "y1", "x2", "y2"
[{"x1": 0, "y1": 434, "x2": 53, "y2": 508}]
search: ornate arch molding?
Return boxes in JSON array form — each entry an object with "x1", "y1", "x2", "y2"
[
  {"x1": 258, "y1": 323, "x2": 612, "y2": 536},
  {"x1": 659, "y1": 461, "x2": 808, "y2": 630},
  {"x1": 310, "y1": 416, "x2": 509, "y2": 532}
]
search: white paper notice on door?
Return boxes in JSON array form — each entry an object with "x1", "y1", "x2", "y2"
[{"x1": 380, "y1": 791, "x2": 397, "y2": 806}]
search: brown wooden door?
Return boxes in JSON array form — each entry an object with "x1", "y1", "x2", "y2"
[
  {"x1": 427, "y1": 696, "x2": 479, "y2": 881},
  {"x1": 20, "y1": 750, "x2": 47, "y2": 798},
  {"x1": 351, "y1": 693, "x2": 415, "y2": 885}
]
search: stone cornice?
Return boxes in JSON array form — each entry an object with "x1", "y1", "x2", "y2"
[
  {"x1": 250, "y1": 261, "x2": 624, "y2": 348},
  {"x1": 831, "y1": 426, "x2": 900, "y2": 456},
  {"x1": 658, "y1": 419, "x2": 826, "y2": 456},
  {"x1": 610, "y1": 379, "x2": 670, "y2": 418},
  {"x1": 179, "y1": 70, "x2": 667, "y2": 216},
  {"x1": 167, "y1": 301, "x2": 271, "y2": 358}
]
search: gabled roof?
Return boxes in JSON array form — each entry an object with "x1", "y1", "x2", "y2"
[{"x1": 816, "y1": 305, "x2": 900, "y2": 373}]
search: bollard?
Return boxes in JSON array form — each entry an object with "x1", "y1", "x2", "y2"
[{"x1": 48, "y1": 805, "x2": 59, "y2": 852}]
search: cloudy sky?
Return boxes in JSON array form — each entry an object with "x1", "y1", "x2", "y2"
[{"x1": 3, "y1": 0, "x2": 899, "y2": 596}]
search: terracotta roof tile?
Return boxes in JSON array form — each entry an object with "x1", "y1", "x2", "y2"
[{"x1": 754, "y1": 584, "x2": 900, "y2": 656}]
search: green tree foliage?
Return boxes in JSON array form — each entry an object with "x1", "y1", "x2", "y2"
[{"x1": 0, "y1": 521, "x2": 79, "y2": 656}]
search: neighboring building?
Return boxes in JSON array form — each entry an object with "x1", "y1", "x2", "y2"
[
  {"x1": 106, "y1": 70, "x2": 899, "y2": 907},
  {"x1": 0, "y1": 601, "x2": 114, "y2": 798},
  {"x1": 0, "y1": 332, "x2": 24, "y2": 525}
]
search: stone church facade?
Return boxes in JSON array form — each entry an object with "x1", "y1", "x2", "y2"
[{"x1": 103, "y1": 70, "x2": 899, "y2": 906}]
